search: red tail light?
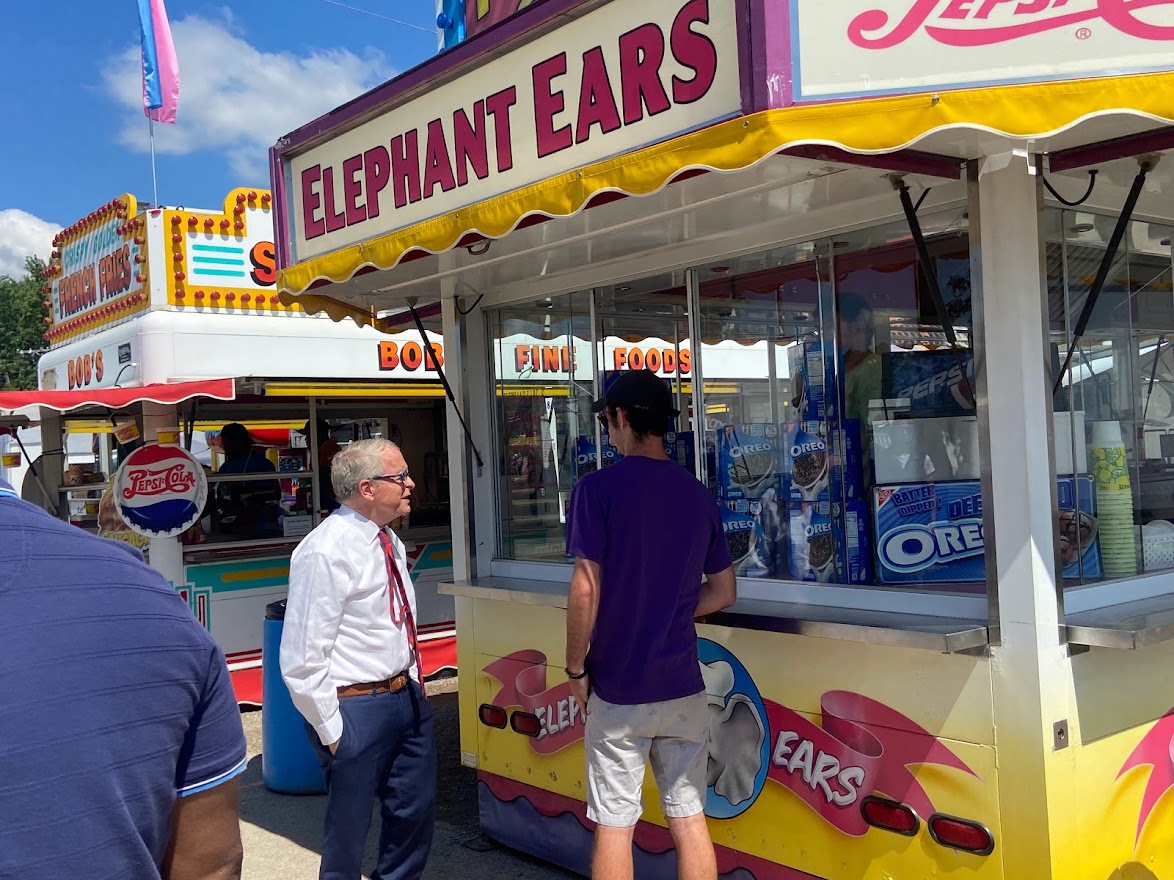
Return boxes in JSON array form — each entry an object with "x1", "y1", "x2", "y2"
[
  {"x1": 861, "y1": 796, "x2": 919, "y2": 836},
  {"x1": 510, "y1": 711, "x2": 542, "y2": 738},
  {"x1": 928, "y1": 814, "x2": 994, "y2": 855},
  {"x1": 478, "y1": 704, "x2": 507, "y2": 729}
]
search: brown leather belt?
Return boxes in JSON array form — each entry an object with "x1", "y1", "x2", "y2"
[{"x1": 337, "y1": 671, "x2": 411, "y2": 698}]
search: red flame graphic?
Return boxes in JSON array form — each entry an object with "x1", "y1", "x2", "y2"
[{"x1": 1117, "y1": 707, "x2": 1174, "y2": 845}]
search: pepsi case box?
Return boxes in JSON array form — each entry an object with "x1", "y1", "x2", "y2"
[
  {"x1": 786, "y1": 501, "x2": 872, "y2": 584},
  {"x1": 885, "y1": 349, "x2": 977, "y2": 416},
  {"x1": 873, "y1": 476, "x2": 1101, "y2": 584},
  {"x1": 783, "y1": 420, "x2": 864, "y2": 502},
  {"x1": 724, "y1": 496, "x2": 786, "y2": 578},
  {"x1": 715, "y1": 424, "x2": 785, "y2": 502},
  {"x1": 789, "y1": 342, "x2": 840, "y2": 421}
]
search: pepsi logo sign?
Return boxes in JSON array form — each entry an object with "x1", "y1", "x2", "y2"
[{"x1": 113, "y1": 444, "x2": 207, "y2": 538}]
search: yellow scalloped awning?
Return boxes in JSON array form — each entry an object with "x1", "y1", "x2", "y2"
[{"x1": 279, "y1": 70, "x2": 1174, "y2": 325}]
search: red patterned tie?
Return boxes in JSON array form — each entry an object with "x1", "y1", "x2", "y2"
[{"x1": 378, "y1": 529, "x2": 423, "y2": 690}]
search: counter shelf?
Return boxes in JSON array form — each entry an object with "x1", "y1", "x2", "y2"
[
  {"x1": 439, "y1": 576, "x2": 990, "y2": 655},
  {"x1": 1065, "y1": 592, "x2": 1174, "y2": 650}
]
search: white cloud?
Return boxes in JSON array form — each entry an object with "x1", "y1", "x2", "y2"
[
  {"x1": 0, "y1": 209, "x2": 58, "y2": 279},
  {"x1": 103, "y1": 13, "x2": 395, "y2": 181}
]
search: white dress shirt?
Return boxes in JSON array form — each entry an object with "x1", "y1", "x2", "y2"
[{"x1": 280, "y1": 505, "x2": 418, "y2": 745}]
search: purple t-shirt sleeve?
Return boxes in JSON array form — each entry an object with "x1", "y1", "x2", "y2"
[
  {"x1": 703, "y1": 502, "x2": 733, "y2": 574},
  {"x1": 175, "y1": 643, "x2": 247, "y2": 797},
  {"x1": 566, "y1": 479, "x2": 606, "y2": 563}
]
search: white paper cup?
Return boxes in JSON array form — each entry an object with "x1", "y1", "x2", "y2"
[{"x1": 1091, "y1": 420, "x2": 1125, "y2": 448}]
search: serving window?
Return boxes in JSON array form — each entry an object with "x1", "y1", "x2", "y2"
[
  {"x1": 491, "y1": 291, "x2": 595, "y2": 562},
  {"x1": 693, "y1": 211, "x2": 983, "y2": 590},
  {"x1": 1048, "y1": 207, "x2": 1174, "y2": 589},
  {"x1": 487, "y1": 208, "x2": 1009, "y2": 594}
]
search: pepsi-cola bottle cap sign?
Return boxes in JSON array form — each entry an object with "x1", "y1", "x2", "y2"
[{"x1": 113, "y1": 444, "x2": 208, "y2": 539}]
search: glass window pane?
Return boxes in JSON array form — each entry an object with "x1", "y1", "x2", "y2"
[
  {"x1": 1052, "y1": 209, "x2": 1174, "y2": 585},
  {"x1": 491, "y1": 291, "x2": 594, "y2": 561},
  {"x1": 594, "y1": 272, "x2": 692, "y2": 472},
  {"x1": 696, "y1": 208, "x2": 984, "y2": 590},
  {"x1": 695, "y1": 243, "x2": 814, "y2": 580}
]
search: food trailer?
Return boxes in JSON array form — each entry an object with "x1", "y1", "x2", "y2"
[
  {"x1": 270, "y1": 1, "x2": 1174, "y2": 876},
  {"x1": 0, "y1": 189, "x2": 457, "y2": 704}
]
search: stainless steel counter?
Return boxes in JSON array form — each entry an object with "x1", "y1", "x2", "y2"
[
  {"x1": 1066, "y1": 593, "x2": 1174, "y2": 649},
  {"x1": 439, "y1": 577, "x2": 990, "y2": 655}
]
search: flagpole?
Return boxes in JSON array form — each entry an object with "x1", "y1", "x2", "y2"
[{"x1": 148, "y1": 116, "x2": 159, "y2": 207}]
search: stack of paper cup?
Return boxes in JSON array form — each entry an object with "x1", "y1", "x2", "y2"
[{"x1": 1090, "y1": 420, "x2": 1138, "y2": 577}]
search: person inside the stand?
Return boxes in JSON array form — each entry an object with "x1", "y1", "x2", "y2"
[
  {"x1": 299, "y1": 418, "x2": 342, "y2": 513},
  {"x1": 0, "y1": 476, "x2": 246, "y2": 880},
  {"x1": 280, "y1": 439, "x2": 435, "y2": 880},
  {"x1": 565, "y1": 369, "x2": 737, "y2": 880},
  {"x1": 215, "y1": 422, "x2": 281, "y2": 538},
  {"x1": 839, "y1": 293, "x2": 884, "y2": 427}
]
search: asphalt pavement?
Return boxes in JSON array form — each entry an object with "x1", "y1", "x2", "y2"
[{"x1": 238, "y1": 679, "x2": 580, "y2": 880}]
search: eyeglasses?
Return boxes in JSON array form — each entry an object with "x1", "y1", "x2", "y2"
[
  {"x1": 597, "y1": 413, "x2": 610, "y2": 430},
  {"x1": 371, "y1": 469, "x2": 411, "y2": 486}
]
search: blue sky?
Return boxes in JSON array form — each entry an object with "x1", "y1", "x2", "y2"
[{"x1": 0, "y1": 0, "x2": 441, "y2": 276}]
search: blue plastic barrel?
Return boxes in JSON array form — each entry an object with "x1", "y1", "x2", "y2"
[{"x1": 261, "y1": 600, "x2": 327, "y2": 794}]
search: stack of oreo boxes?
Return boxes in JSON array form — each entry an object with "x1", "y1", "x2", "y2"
[
  {"x1": 784, "y1": 344, "x2": 870, "y2": 583},
  {"x1": 714, "y1": 342, "x2": 871, "y2": 584},
  {"x1": 714, "y1": 424, "x2": 788, "y2": 579}
]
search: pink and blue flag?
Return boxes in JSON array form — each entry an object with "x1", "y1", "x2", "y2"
[{"x1": 138, "y1": 0, "x2": 179, "y2": 124}]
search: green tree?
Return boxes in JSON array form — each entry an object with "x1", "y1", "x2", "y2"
[{"x1": 0, "y1": 257, "x2": 48, "y2": 391}]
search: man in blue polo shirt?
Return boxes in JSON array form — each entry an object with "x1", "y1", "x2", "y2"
[{"x1": 0, "y1": 477, "x2": 247, "y2": 879}]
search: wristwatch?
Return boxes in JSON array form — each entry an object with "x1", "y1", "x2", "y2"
[{"x1": 565, "y1": 667, "x2": 588, "y2": 680}]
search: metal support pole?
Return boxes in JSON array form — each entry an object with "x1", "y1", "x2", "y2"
[
  {"x1": 686, "y1": 269, "x2": 706, "y2": 485},
  {"x1": 148, "y1": 117, "x2": 159, "y2": 207},
  {"x1": 971, "y1": 152, "x2": 1064, "y2": 872},
  {"x1": 673, "y1": 332, "x2": 685, "y2": 426},
  {"x1": 308, "y1": 397, "x2": 321, "y2": 521},
  {"x1": 590, "y1": 290, "x2": 602, "y2": 458},
  {"x1": 767, "y1": 325, "x2": 779, "y2": 427}
]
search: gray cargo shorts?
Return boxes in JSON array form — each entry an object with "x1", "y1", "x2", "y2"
[{"x1": 584, "y1": 690, "x2": 709, "y2": 827}]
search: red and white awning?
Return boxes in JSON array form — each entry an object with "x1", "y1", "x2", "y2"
[{"x1": 0, "y1": 378, "x2": 236, "y2": 415}]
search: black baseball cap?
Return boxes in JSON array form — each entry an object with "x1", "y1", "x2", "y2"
[
  {"x1": 591, "y1": 370, "x2": 680, "y2": 417},
  {"x1": 297, "y1": 418, "x2": 332, "y2": 437}
]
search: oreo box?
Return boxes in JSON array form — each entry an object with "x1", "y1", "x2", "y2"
[
  {"x1": 789, "y1": 342, "x2": 840, "y2": 421},
  {"x1": 572, "y1": 436, "x2": 618, "y2": 483},
  {"x1": 724, "y1": 497, "x2": 786, "y2": 578},
  {"x1": 874, "y1": 476, "x2": 1101, "y2": 584},
  {"x1": 786, "y1": 501, "x2": 872, "y2": 584},
  {"x1": 783, "y1": 421, "x2": 864, "y2": 502},
  {"x1": 722, "y1": 504, "x2": 775, "y2": 578},
  {"x1": 715, "y1": 424, "x2": 785, "y2": 502}
]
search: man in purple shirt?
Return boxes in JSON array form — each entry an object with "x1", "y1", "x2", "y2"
[{"x1": 565, "y1": 370, "x2": 736, "y2": 880}]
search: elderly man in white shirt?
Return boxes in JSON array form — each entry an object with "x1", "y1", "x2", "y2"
[{"x1": 281, "y1": 437, "x2": 435, "y2": 880}]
